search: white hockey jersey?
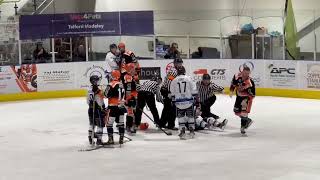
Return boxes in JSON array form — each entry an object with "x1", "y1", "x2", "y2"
[
  {"x1": 87, "y1": 88, "x2": 105, "y2": 108},
  {"x1": 170, "y1": 75, "x2": 197, "y2": 109},
  {"x1": 105, "y1": 51, "x2": 120, "y2": 72}
]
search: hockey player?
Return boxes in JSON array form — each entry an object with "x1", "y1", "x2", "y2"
[
  {"x1": 104, "y1": 70, "x2": 126, "y2": 145},
  {"x1": 230, "y1": 66, "x2": 256, "y2": 134},
  {"x1": 195, "y1": 116, "x2": 220, "y2": 131},
  {"x1": 159, "y1": 57, "x2": 184, "y2": 130},
  {"x1": 170, "y1": 66, "x2": 197, "y2": 140},
  {"x1": 123, "y1": 63, "x2": 139, "y2": 134},
  {"x1": 196, "y1": 73, "x2": 228, "y2": 130},
  {"x1": 105, "y1": 44, "x2": 121, "y2": 71},
  {"x1": 118, "y1": 42, "x2": 140, "y2": 80},
  {"x1": 87, "y1": 75, "x2": 106, "y2": 145}
]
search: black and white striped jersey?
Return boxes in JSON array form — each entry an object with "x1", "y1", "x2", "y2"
[
  {"x1": 139, "y1": 80, "x2": 159, "y2": 94},
  {"x1": 161, "y1": 68, "x2": 178, "y2": 90},
  {"x1": 196, "y1": 81, "x2": 224, "y2": 103}
]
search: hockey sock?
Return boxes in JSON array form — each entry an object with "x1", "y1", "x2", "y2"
[
  {"x1": 107, "y1": 127, "x2": 114, "y2": 136},
  {"x1": 241, "y1": 117, "x2": 247, "y2": 128}
]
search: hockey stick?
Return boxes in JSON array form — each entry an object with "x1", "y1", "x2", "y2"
[
  {"x1": 90, "y1": 94, "x2": 96, "y2": 146},
  {"x1": 141, "y1": 109, "x2": 172, "y2": 136}
]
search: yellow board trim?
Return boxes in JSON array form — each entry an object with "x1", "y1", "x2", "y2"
[
  {"x1": 1, "y1": 88, "x2": 320, "y2": 103},
  {"x1": 225, "y1": 88, "x2": 320, "y2": 100},
  {"x1": 0, "y1": 90, "x2": 87, "y2": 102}
]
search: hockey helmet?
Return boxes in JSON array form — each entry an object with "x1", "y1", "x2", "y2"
[
  {"x1": 109, "y1": 43, "x2": 117, "y2": 50},
  {"x1": 90, "y1": 75, "x2": 101, "y2": 86},
  {"x1": 173, "y1": 57, "x2": 183, "y2": 64},
  {"x1": 177, "y1": 66, "x2": 186, "y2": 75},
  {"x1": 111, "y1": 70, "x2": 121, "y2": 81},
  {"x1": 118, "y1": 42, "x2": 126, "y2": 49}
]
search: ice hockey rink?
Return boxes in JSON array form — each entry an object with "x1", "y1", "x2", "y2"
[{"x1": 1, "y1": 95, "x2": 320, "y2": 180}]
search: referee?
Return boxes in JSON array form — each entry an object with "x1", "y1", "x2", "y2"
[
  {"x1": 135, "y1": 76, "x2": 162, "y2": 127},
  {"x1": 197, "y1": 73, "x2": 224, "y2": 120}
]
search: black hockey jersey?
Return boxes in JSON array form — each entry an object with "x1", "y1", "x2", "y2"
[{"x1": 230, "y1": 73, "x2": 255, "y2": 97}]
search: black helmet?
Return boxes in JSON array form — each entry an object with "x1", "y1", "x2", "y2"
[
  {"x1": 109, "y1": 43, "x2": 117, "y2": 50},
  {"x1": 173, "y1": 57, "x2": 183, "y2": 64},
  {"x1": 177, "y1": 66, "x2": 186, "y2": 75},
  {"x1": 202, "y1": 73, "x2": 211, "y2": 81},
  {"x1": 90, "y1": 75, "x2": 100, "y2": 86}
]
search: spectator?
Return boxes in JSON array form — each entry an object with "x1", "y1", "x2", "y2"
[
  {"x1": 73, "y1": 44, "x2": 86, "y2": 61},
  {"x1": 164, "y1": 43, "x2": 180, "y2": 59},
  {"x1": 33, "y1": 43, "x2": 49, "y2": 63},
  {"x1": 192, "y1": 47, "x2": 203, "y2": 59}
]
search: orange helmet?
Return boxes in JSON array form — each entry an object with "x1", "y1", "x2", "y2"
[
  {"x1": 118, "y1": 42, "x2": 125, "y2": 49},
  {"x1": 111, "y1": 70, "x2": 121, "y2": 80},
  {"x1": 125, "y1": 63, "x2": 136, "y2": 75}
]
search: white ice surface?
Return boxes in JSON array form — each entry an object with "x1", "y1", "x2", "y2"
[{"x1": 1, "y1": 95, "x2": 320, "y2": 180}]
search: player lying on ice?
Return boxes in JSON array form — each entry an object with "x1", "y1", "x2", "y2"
[{"x1": 195, "y1": 73, "x2": 228, "y2": 130}]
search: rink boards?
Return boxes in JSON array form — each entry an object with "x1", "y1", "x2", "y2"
[{"x1": 1, "y1": 59, "x2": 320, "y2": 102}]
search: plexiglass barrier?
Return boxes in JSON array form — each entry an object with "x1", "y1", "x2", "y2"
[{"x1": 1, "y1": 9, "x2": 320, "y2": 66}]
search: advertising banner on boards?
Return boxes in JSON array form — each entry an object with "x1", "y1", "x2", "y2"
[
  {"x1": 265, "y1": 60, "x2": 298, "y2": 89},
  {"x1": 75, "y1": 62, "x2": 108, "y2": 90},
  {"x1": 20, "y1": 11, "x2": 154, "y2": 40},
  {"x1": 37, "y1": 63, "x2": 75, "y2": 91},
  {"x1": 229, "y1": 59, "x2": 265, "y2": 87},
  {"x1": 0, "y1": 65, "x2": 37, "y2": 94},
  {"x1": 298, "y1": 61, "x2": 320, "y2": 90}
]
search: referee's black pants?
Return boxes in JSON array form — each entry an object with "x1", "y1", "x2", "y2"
[
  {"x1": 200, "y1": 95, "x2": 219, "y2": 120},
  {"x1": 160, "y1": 96, "x2": 176, "y2": 129},
  {"x1": 135, "y1": 91, "x2": 160, "y2": 126}
]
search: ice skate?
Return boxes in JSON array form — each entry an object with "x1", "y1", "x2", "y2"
[
  {"x1": 207, "y1": 117, "x2": 218, "y2": 130},
  {"x1": 105, "y1": 135, "x2": 114, "y2": 145},
  {"x1": 96, "y1": 139, "x2": 103, "y2": 146},
  {"x1": 119, "y1": 135, "x2": 124, "y2": 145},
  {"x1": 189, "y1": 127, "x2": 195, "y2": 139},
  {"x1": 217, "y1": 119, "x2": 228, "y2": 130},
  {"x1": 178, "y1": 127, "x2": 187, "y2": 140},
  {"x1": 88, "y1": 136, "x2": 93, "y2": 145},
  {"x1": 240, "y1": 127, "x2": 246, "y2": 134}
]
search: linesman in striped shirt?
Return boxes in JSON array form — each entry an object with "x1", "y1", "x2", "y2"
[
  {"x1": 135, "y1": 76, "x2": 163, "y2": 128},
  {"x1": 159, "y1": 57, "x2": 184, "y2": 130},
  {"x1": 196, "y1": 73, "x2": 224, "y2": 120}
]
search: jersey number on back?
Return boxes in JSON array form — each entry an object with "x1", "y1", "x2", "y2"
[{"x1": 177, "y1": 81, "x2": 187, "y2": 93}]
